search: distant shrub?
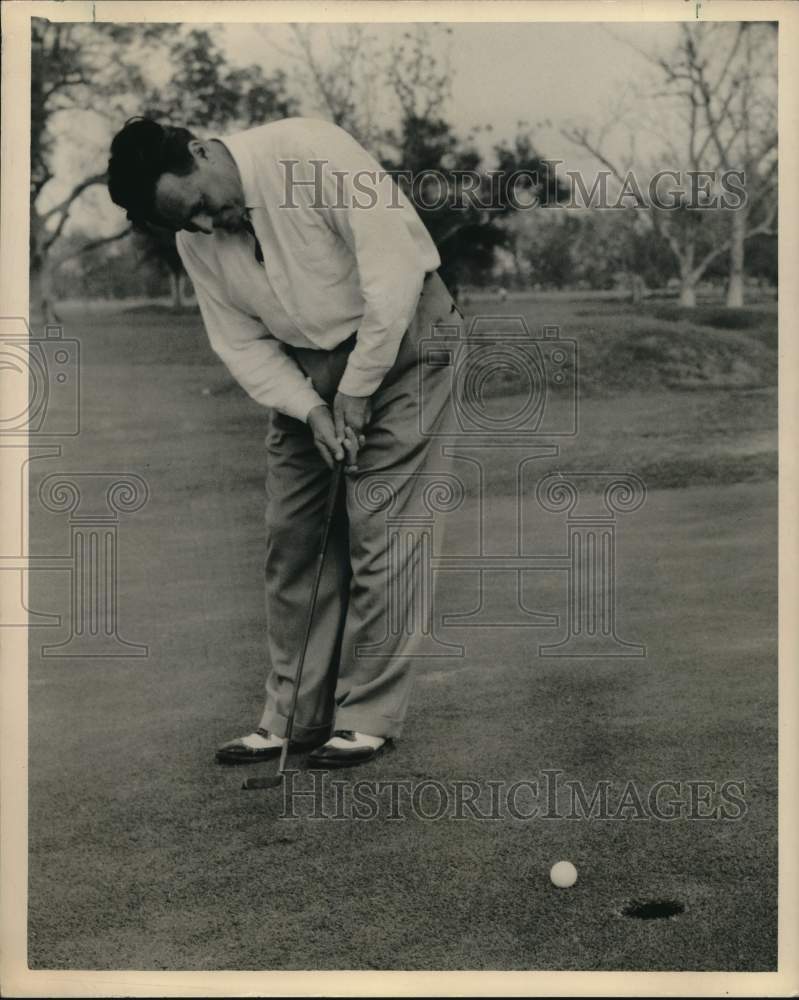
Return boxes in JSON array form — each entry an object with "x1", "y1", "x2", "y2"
[
  {"x1": 647, "y1": 304, "x2": 686, "y2": 324},
  {"x1": 645, "y1": 303, "x2": 774, "y2": 331},
  {"x1": 697, "y1": 308, "x2": 761, "y2": 330}
]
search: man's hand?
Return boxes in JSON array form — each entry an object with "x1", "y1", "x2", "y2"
[
  {"x1": 333, "y1": 391, "x2": 372, "y2": 471},
  {"x1": 307, "y1": 404, "x2": 345, "y2": 469}
]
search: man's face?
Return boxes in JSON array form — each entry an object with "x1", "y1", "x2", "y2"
[{"x1": 154, "y1": 142, "x2": 247, "y2": 235}]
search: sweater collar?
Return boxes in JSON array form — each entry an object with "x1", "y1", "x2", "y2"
[{"x1": 213, "y1": 132, "x2": 263, "y2": 211}]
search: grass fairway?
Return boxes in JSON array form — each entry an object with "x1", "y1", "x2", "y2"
[{"x1": 28, "y1": 295, "x2": 777, "y2": 970}]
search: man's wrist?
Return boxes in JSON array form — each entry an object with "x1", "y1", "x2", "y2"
[
  {"x1": 304, "y1": 401, "x2": 329, "y2": 425},
  {"x1": 338, "y1": 366, "x2": 386, "y2": 399}
]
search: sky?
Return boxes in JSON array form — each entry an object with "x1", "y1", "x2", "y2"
[
  {"x1": 223, "y1": 21, "x2": 679, "y2": 163},
  {"x1": 52, "y1": 20, "x2": 682, "y2": 236}
]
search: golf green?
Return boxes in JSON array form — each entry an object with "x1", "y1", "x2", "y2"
[{"x1": 27, "y1": 301, "x2": 777, "y2": 970}]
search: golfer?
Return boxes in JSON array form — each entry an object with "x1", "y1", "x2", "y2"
[{"x1": 107, "y1": 116, "x2": 460, "y2": 769}]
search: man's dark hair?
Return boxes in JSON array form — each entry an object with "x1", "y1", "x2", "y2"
[{"x1": 107, "y1": 117, "x2": 197, "y2": 226}]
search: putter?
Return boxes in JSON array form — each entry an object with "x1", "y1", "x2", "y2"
[{"x1": 242, "y1": 458, "x2": 344, "y2": 791}]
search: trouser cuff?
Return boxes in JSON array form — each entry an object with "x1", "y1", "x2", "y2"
[
  {"x1": 333, "y1": 709, "x2": 404, "y2": 740},
  {"x1": 259, "y1": 708, "x2": 332, "y2": 744}
]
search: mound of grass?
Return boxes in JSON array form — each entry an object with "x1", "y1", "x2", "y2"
[
  {"x1": 599, "y1": 324, "x2": 776, "y2": 392},
  {"x1": 462, "y1": 296, "x2": 777, "y2": 397},
  {"x1": 475, "y1": 319, "x2": 776, "y2": 398}
]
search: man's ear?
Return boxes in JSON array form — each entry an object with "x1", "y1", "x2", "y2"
[{"x1": 187, "y1": 139, "x2": 208, "y2": 162}]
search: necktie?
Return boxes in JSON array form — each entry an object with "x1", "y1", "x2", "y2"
[{"x1": 243, "y1": 216, "x2": 264, "y2": 264}]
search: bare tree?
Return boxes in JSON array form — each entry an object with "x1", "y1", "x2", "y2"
[
  {"x1": 256, "y1": 24, "x2": 387, "y2": 148},
  {"x1": 658, "y1": 22, "x2": 777, "y2": 306},
  {"x1": 256, "y1": 23, "x2": 457, "y2": 158},
  {"x1": 563, "y1": 22, "x2": 777, "y2": 308},
  {"x1": 384, "y1": 25, "x2": 453, "y2": 126}
]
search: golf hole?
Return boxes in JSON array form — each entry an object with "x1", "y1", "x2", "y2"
[{"x1": 622, "y1": 899, "x2": 686, "y2": 920}]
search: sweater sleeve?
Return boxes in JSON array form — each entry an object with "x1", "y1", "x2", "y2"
[{"x1": 176, "y1": 232, "x2": 325, "y2": 422}]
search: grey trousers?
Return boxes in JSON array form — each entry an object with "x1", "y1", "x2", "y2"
[{"x1": 258, "y1": 271, "x2": 461, "y2": 741}]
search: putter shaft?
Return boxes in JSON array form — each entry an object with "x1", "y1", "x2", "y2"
[{"x1": 243, "y1": 460, "x2": 344, "y2": 792}]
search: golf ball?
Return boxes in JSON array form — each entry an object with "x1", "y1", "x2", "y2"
[{"x1": 550, "y1": 860, "x2": 578, "y2": 888}]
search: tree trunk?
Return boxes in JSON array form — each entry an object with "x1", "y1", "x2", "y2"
[
  {"x1": 29, "y1": 210, "x2": 61, "y2": 324},
  {"x1": 726, "y1": 203, "x2": 748, "y2": 308},
  {"x1": 169, "y1": 269, "x2": 183, "y2": 310},
  {"x1": 679, "y1": 277, "x2": 697, "y2": 308},
  {"x1": 679, "y1": 240, "x2": 697, "y2": 308},
  {"x1": 630, "y1": 273, "x2": 645, "y2": 304},
  {"x1": 30, "y1": 259, "x2": 60, "y2": 324}
]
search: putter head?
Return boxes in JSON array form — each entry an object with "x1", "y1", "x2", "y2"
[{"x1": 241, "y1": 773, "x2": 285, "y2": 791}]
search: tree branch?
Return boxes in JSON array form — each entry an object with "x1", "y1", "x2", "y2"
[
  {"x1": 689, "y1": 200, "x2": 775, "y2": 279},
  {"x1": 42, "y1": 71, "x2": 91, "y2": 106},
  {"x1": 692, "y1": 237, "x2": 732, "y2": 279},
  {"x1": 42, "y1": 172, "x2": 107, "y2": 223},
  {"x1": 743, "y1": 199, "x2": 777, "y2": 239},
  {"x1": 560, "y1": 127, "x2": 626, "y2": 183},
  {"x1": 652, "y1": 212, "x2": 687, "y2": 267},
  {"x1": 52, "y1": 226, "x2": 132, "y2": 268},
  {"x1": 31, "y1": 169, "x2": 54, "y2": 201}
]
